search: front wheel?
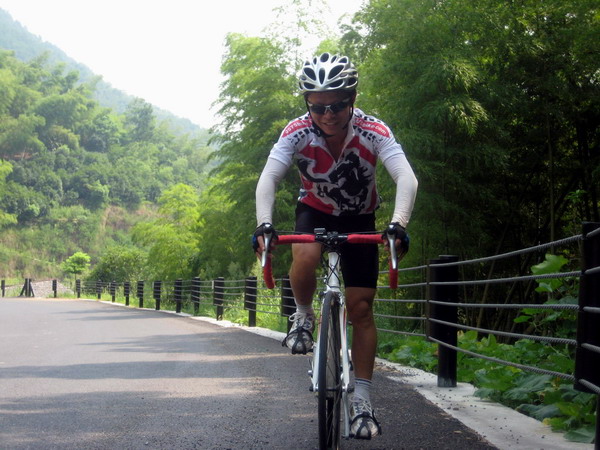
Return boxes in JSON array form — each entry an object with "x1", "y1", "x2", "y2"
[{"x1": 317, "y1": 291, "x2": 342, "y2": 449}]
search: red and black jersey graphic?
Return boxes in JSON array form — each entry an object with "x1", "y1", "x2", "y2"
[{"x1": 273, "y1": 109, "x2": 400, "y2": 216}]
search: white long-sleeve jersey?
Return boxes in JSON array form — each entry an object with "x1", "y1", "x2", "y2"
[{"x1": 256, "y1": 108, "x2": 418, "y2": 228}]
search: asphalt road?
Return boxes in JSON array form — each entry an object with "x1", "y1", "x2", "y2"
[{"x1": 0, "y1": 298, "x2": 497, "y2": 449}]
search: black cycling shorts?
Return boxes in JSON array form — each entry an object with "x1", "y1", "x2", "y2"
[{"x1": 294, "y1": 202, "x2": 379, "y2": 289}]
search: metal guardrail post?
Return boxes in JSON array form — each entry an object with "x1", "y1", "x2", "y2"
[
  {"x1": 574, "y1": 222, "x2": 600, "y2": 449},
  {"x1": 175, "y1": 279, "x2": 183, "y2": 313},
  {"x1": 20, "y1": 278, "x2": 33, "y2": 297},
  {"x1": 214, "y1": 277, "x2": 224, "y2": 320},
  {"x1": 192, "y1": 277, "x2": 201, "y2": 315},
  {"x1": 428, "y1": 255, "x2": 459, "y2": 388},
  {"x1": 52, "y1": 279, "x2": 57, "y2": 298},
  {"x1": 1, "y1": 279, "x2": 5, "y2": 297},
  {"x1": 136, "y1": 281, "x2": 144, "y2": 308},
  {"x1": 153, "y1": 281, "x2": 162, "y2": 310},
  {"x1": 244, "y1": 276, "x2": 257, "y2": 327},
  {"x1": 280, "y1": 276, "x2": 295, "y2": 332},
  {"x1": 124, "y1": 282, "x2": 130, "y2": 306},
  {"x1": 110, "y1": 281, "x2": 116, "y2": 302}
]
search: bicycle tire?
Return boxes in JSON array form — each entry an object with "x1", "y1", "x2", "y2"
[{"x1": 317, "y1": 291, "x2": 342, "y2": 449}]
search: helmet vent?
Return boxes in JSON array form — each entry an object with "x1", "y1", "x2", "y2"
[
  {"x1": 303, "y1": 68, "x2": 316, "y2": 80},
  {"x1": 318, "y1": 68, "x2": 326, "y2": 84},
  {"x1": 330, "y1": 65, "x2": 343, "y2": 79}
]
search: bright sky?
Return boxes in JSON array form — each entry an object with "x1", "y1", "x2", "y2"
[{"x1": 0, "y1": 0, "x2": 365, "y2": 129}]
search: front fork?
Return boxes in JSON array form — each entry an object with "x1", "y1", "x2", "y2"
[{"x1": 339, "y1": 303, "x2": 352, "y2": 439}]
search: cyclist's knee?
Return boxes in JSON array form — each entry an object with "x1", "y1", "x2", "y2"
[
  {"x1": 349, "y1": 304, "x2": 373, "y2": 326},
  {"x1": 346, "y1": 289, "x2": 375, "y2": 325}
]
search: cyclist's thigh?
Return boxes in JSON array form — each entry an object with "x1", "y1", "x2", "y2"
[
  {"x1": 292, "y1": 242, "x2": 322, "y2": 271},
  {"x1": 341, "y1": 244, "x2": 378, "y2": 288},
  {"x1": 339, "y1": 213, "x2": 378, "y2": 289}
]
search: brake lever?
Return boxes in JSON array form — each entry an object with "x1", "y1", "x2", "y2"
[
  {"x1": 261, "y1": 223, "x2": 273, "y2": 268},
  {"x1": 386, "y1": 224, "x2": 398, "y2": 270}
]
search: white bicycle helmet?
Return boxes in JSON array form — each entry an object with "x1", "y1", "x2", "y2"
[{"x1": 298, "y1": 53, "x2": 358, "y2": 93}]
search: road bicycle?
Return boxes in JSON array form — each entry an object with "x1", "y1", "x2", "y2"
[{"x1": 261, "y1": 225, "x2": 398, "y2": 449}]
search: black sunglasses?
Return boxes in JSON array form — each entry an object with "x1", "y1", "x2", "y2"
[{"x1": 306, "y1": 97, "x2": 352, "y2": 115}]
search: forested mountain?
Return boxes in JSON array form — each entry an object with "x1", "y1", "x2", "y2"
[
  {"x1": 0, "y1": 12, "x2": 214, "y2": 280},
  {"x1": 0, "y1": 9, "x2": 202, "y2": 135}
]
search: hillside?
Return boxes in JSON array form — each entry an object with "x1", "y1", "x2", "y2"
[
  {"x1": 0, "y1": 9, "x2": 215, "y2": 280},
  {"x1": 0, "y1": 8, "x2": 204, "y2": 136}
]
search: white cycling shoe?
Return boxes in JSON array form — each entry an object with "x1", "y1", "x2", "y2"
[
  {"x1": 350, "y1": 397, "x2": 382, "y2": 439},
  {"x1": 282, "y1": 311, "x2": 315, "y2": 354}
]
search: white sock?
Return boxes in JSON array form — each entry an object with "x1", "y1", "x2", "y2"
[
  {"x1": 296, "y1": 304, "x2": 313, "y2": 315},
  {"x1": 354, "y1": 378, "x2": 372, "y2": 403}
]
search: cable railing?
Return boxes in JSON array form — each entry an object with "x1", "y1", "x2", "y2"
[{"x1": 3, "y1": 222, "x2": 599, "y2": 444}]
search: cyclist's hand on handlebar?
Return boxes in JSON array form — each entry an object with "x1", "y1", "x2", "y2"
[
  {"x1": 252, "y1": 223, "x2": 278, "y2": 258},
  {"x1": 383, "y1": 222, "x2": 410, "y2": 260}
]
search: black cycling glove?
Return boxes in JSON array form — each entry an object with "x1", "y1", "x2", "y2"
[
  {"x1": 384, "y1": 222, "x2": 410, "y2": 255},
  {"x1": 252, "y1": 223, "x2": 277, "y2": 252}
]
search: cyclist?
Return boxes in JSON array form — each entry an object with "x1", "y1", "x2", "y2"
[{"x1": 253, "y1": 53, "x2": 417, "y2": 439}]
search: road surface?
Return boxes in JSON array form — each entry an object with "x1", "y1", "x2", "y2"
[{"x1": 0, "y1": 298, "x2": 496, "y2": 449}]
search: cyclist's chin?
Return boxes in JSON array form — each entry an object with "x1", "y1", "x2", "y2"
[{"x1": 317, "y1": 122, "x2": 344, "y2": 137}]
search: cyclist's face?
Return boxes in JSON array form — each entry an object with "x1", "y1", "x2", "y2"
[{"x1": 306, "y1": 91, "x2": 354, "y2": 138}]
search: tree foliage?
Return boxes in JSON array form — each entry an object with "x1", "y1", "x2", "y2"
[
  {"x1": 132, "y1": 184, "x2": 201, "y2": 281},
  {"x1": 0, "y1": 49, "x2": 212, "y2": 278},
  {"x1": 61, "y1": 251, "x2": 91, "y2": 276},
  {"x1": 349, "y1": 0, "x2": 599, "y2": 259}
]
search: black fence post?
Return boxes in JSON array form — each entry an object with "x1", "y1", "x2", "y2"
[
  {"x1": 76, "y1": 279, "x2": 81, "y2": 298},
  {"x1": 244, "y1": 276, "x2": 257, "y2": 327},
  {"x1": 1, "y1": 279, "x2": 5, "y2": 297},
  {"x1": 175, "y1": 279, "x2": 183, "y2": 313},
  {"x1": 192, "y1": 277, "x2": 201, "y2": 315},
  {"x1": 574, "y1": 222, "x2": 600, "y2": 449},
  {"x1": 20, "y1": 278, "x2": 33, "y2": 297},
  {"x1": 427, "y1": 255, "x2": 459, "y2": 388},
  {"x1": 52, "y1": 279, "x2": 57, "y2": 298},
  {"x1": 281, "y1": 276, "x2": 295, "y2": 332},
  {"x1": 137, "y1": 281, "x2": 144, "y2": 308},
  {"x1": 214, "y1": 277, "x2": 224, "y2": 320},
  {"x1": 95, "y1": 280, "x2": 102, "y2": 300},
  {"x1": 153, "y1": 281, "x2": 162, "y2": 310},
  {"x1": 110, "y1": 281, "x2": 116, "y2": 302},
  {"x1": 124, "y1": 282, "x2": 130, "y2": 306}
]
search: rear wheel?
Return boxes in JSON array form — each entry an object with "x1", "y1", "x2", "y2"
[{"x1": 317, "y1": 291, "x2": 342, "y2": 449}]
